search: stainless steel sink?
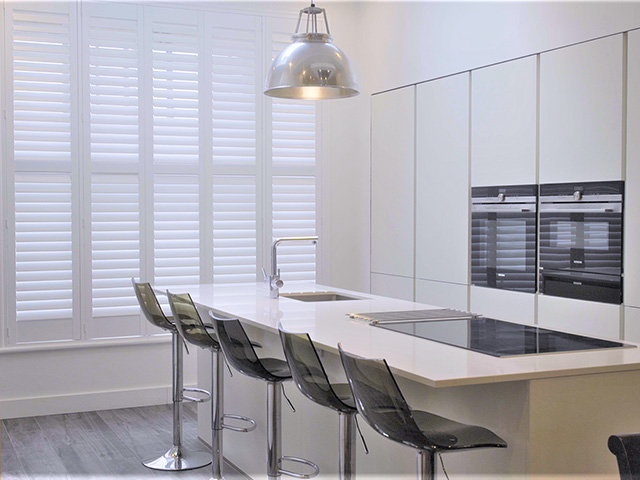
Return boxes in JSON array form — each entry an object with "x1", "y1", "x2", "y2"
[{"x1": 281, "y1": 291, "x2": 366, "y2": 302}]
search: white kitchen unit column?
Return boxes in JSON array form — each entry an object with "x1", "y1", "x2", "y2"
[
  {"x1": 471, "y1": 55, "x2": 537, "y2": 187},
  {"x1": 625, "y1": 29, "x2": 640, "y2": 308},
  {"x1": 415, "y1": 73, "x2": 469, "y2": 301},
  {"x1": 371, "y1": 86, "x2": 415, "y2": 292},
  {"x1": 625, "y1": 306, "x2": 640, "y2": 343},
  {"x1": 470, "y1": 286, "x2": 536, "y2": 325},
  {"x1": 371, "y1": 272, "x2": 414, "y2": 302},
  {"x1": 538, "y1": 294, "x2": 622, "y2": 339},
  {"x1": 539, "y1": 34, "x2": 624, "y2": 183},
  {"x1": 415, "y1": 279, "x2": 468, "y2": 311}
]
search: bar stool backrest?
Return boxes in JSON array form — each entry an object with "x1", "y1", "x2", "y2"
[
  {"x1": 132, "y1": 279, "x2": 175, "y2": 332},
  {"x1": 210, "y1": 314, "x2": 282, "y2": 382},
  {"x1": 166, "y1": 291, "x2": 220, "y2": 351},
  {"x1": 280, "y1": 328, "x2": 353, "y2": 413},
  {"x1": 609, "y1": 433, "x2": 640, "y2": 480},
  {"x1": 338, "y1": 345, "x2": 427, "y2": 450}
]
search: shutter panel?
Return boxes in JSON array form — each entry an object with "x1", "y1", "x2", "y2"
[
  {"x1": 91, "y1": 174, "x2": 140, "y2": 318},
  {"x1": 7, "y1": 3, "x2": 79, "y2": 343},
  {"x1": 151, "y1": 14, "x2": 200, "y2": 167},
  {"x1": 211, "y1": 15, "x2": 259, "y2": 171},
  {"x1": 268, "y1": 21, "x2": 318, "y2": 283},
  {"x1": 154, "y1": 174, "x2": 200, "y2": 286},
  {"x1": 83, "y1": 4, "x2": 143, "y2": 338},
  {"x1": 213, "y1": 176, "x2": 257, "y2": 283},
  {"x1": 12, "y1": 8, "x2": 72, "y2": 167},
  {"x1": 209, "y1": 13, "x2": 260, "y2": 284},
  {"x1": 14, "y1": 173, "x2": 74, "y2": 342}
]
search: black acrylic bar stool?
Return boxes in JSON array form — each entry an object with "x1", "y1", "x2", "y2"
[
  {"x1": 209, "y1": 312, "x2": 319, "y2": 479},
  {"x1": 279, "y1": 328, "x2": 363, "y2": 480},
  {"x1": 166, "y1": 291, "x2": 256, "y2": 480},
  {"x1": 338, "y1": 345, "x2": 507, "y2": 480},
  {"x1": 609, "y1": 433, "x2": 640, "y2": 480},
  {"x1": 131, "y1": 280, "x2": 211, "y2": 471}
]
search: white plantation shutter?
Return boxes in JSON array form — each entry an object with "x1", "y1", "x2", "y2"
[
  {"x1": 150, "y1": 12, "x2": 200, "y2": 167},
  {"x1": 268, "y1": 20, "x2": 318, "y2": 283},
  {"x1": 14, "y1": 174, "x2": 74, "y2": 341},
  {"x1": 82, "y1": 4, "x2": 143, "y2": 338},
  {"x1": 272, "y1": 176, "x2": 317, "y2": 281},
  {"x1": 91, "y1": 174, "x2": 140, "y2": 318},
  {"x1": 154, "y1": 174, "x2": 200, "y2": 287},
  {"x1": 1, "y1": 7, "x2": 321, "y2": 345},
  {"x1": 213, "y1": 176, "x2": 257, "y2": 283},
  {"x1": 210, "y1": 13, "x2": 261, "y2": 283},
  {"x1": 5, "y1": 3, "x2": 80, "y2": 344},
  {"x1": 11, "y1": 8, "x2": 73, "y2": 166},
  {"x1": 149, "y1": 9, "x2": 202, "y2": 294}
]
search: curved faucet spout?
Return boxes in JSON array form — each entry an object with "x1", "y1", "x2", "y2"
[{"x1": 269, "y1": 236, "x2": 319, "y2": 298}]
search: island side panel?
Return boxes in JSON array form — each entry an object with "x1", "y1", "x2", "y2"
[{"x1": 529, "y1": 369, "x2": 640, "y2": 478}]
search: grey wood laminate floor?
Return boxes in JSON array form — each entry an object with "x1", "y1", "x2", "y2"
[{"x1": 0, "y1": 404, "x2": 249, "y2": 480}]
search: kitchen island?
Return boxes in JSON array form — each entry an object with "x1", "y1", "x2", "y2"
[{"x1": 164, "y1": 282, "x2": 640, "y2": 479}]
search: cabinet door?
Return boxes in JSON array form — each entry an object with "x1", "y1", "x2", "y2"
[
  {"x1": 625, "y1": 30, "x2": 640, "y2": 308},
  {"x1": 624, "y1": 306, "x2": 640, "y2": 343},
  {"x1": 471, "y1": 56, "x2": 537, "y2": 186},
  {"x1": 415, "y1": 73, "x2": 469, "y2": 285},
  {"x1": 415, "y1": 279, "x2": 467, "y2": 311},
  {"x1": 538, "y1": 295, "x2": 622, "y2": 340},
  {"x1": 371, "y1": 86, "x2": 415, "y2": 278},
  {"x1": 470, "y1": 286, "x2": 535, "y2": 325},
  {"x1": 539, "y1": 35, "x2": 624, "y2": 183},
  {"x1": 370, "y1": 273, "x2": 414, "y2": 301}
]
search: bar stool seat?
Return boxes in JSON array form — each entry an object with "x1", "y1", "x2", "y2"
[
  {"x1": 279, "y1": 328, "x2": 361, "y2": 480},
  {"x1": 131, "y1": 280, "x2": 211, "y2": 471},
  {"x1": 167, "y1": 291, "x2": 256, "y2": 480},
  {"x1": 338, "y1": 345, "x2": 507, "y2": 480},
  {"x1": 209, "y1": 313, "x2": 319, "y2": 479}
]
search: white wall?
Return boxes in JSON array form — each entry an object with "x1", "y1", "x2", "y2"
[
  {"x1": 322, "y1": 1, "x2": 640, "y2": 293},
  {"x1": 0, "y1": 338, "x2": 198, "y2": 419}
]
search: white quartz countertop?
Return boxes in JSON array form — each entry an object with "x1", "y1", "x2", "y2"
[{"x1": 161, "y1": 282, "x2": 640, "y2": 388}]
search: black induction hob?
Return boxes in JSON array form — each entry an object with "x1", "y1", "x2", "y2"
[{"x1": 374, "y1": 317, "x2": 634, "y2": 357}]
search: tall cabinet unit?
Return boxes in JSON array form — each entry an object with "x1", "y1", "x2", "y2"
[
  {"x1": 539, "y1": 35, "x2": 624, "y2": 183},
  {"x1": 469, "y1": 56, "x2": 538, "y2": 324},
  {"x1": 625, "y1": 30, "x2": 640, "y2": 340},
  {"x1": 414, "y1": 74, "x2": 470, "y2": 309},
  {"x1": 370, "y1": 86, "x2": 415, "y2": 300},
  {"x1": 538, "y1": 35, "x2": 624, "y2": 337}
]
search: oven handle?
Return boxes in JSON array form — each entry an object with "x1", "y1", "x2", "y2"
[
  {"x1": 539, "y1": 203, "x2": 622, "y2": 213},
  {"x1": 472, "y1": 203, "x2": 537, "y2": 213}
]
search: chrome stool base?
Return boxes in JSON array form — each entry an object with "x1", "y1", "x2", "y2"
[{"x1": 142, "y1": 446, "x2": 211, "y2": 471}]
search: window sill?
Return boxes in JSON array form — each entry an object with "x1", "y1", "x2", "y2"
[{"x1": 0, "y1": 335, "x2": 172, "y2": 355}]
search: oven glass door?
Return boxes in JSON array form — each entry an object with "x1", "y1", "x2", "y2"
[
  {"x1": 539, "y1": 211, "x2": 622, "y2": 276},
  {"x1": 471, "y1": 210, "x2": 537, "y2": 293}
]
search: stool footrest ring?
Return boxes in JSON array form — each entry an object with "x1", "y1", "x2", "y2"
[
  {"x1": 222, "y1": 414, "x2": 257, "y2": 432},
  {"x1": 278, "y1": 456, "x2": 320, "y2": 479},
  {"x1": 183, "y1": 387, "x2": 211, "y2": 403}
]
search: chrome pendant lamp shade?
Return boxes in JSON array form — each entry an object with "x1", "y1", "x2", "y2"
[{"x1": 264, "y1": 3, "x2": 359, "y2": 100}]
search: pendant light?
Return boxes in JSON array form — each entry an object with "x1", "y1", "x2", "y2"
[{"x1": 264, "y1": 2, "x2": 359, "y2": 100}]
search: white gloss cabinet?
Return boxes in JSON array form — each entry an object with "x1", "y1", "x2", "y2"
[
  {"x1": 539, "y1": 35, "x2": 624, "y2": 183},
  {"x1": 471, "y1": 56, "x2": 537, "y2": 186},
  {"x1": 415, "y1": 73, "x2": 469, "y2": 285},
  {"x1": 415, "y1": 279, "x2": 468, "y2": 311},
  {"x1": 624, "y1": 307, "x2": 640, "y2": 343},
  {"x1": 625, "y1": 30, "x2": 640, "y2": 308},
  {"x1": 370, "y1": 273, "x2": 414, "y2": 302},
  {"x1": 538, "y1": 295, "x2": 622, "y2": 340},
  {"x1": 470, "y1": 286, "x2": 536, "y2": 325},
  {"x1": 370, "y1": 86, "x2": 415, "y2": 278}
]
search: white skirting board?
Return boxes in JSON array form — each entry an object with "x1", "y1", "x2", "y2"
[{"x1": 0, "y1": 384, "x2": 199, "y2": 420}]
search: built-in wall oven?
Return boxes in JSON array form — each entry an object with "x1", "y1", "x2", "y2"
[
  {"x1": 471, "y1": 185, "x2": 538, "y2": 293},
  {"x1": 539, "y1": 181, "x2": 624, "y2": 304}
]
